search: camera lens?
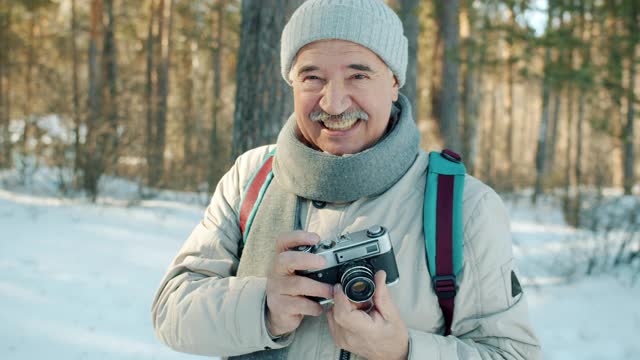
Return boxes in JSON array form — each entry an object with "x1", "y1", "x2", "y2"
[{"x1": 341, "y1": 265, "x2": 375, "y2": 303}]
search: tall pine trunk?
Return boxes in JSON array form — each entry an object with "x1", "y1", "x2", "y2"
[
  {"x1": 398, "y1": 0, "x2": 420, "y2": 120},
  {"x1": 181, "y1": 40, "x2": 195, "y2": 188},
  {"x1": 533, "y1": 2, "x2": 554, "y2": 204},
  {"x1": 0, "y1": 2, "x2": 12, "y2": 168},
  {"x1": 571, "y1": 0, "x2": 592, "y2": 225},
  {"x1": 102, "y1": 0, "x2": 119, "y2": 170},
  {"x1": 21, "y1": 12, "x2": 36, "y2": 158},
  {"x1": 436, "y1": 0, "x2": 461, "y2": 151},
  {"x1": 145, "y1": 0, "x2": 156, "y2": 188},
  {"x1": 83, "y1": 0, "x2": 104, "y2": 200},
  {"x1": 461, "y1": 2, "x2": 488, "y2": 176},
  {"x1": 547, "y1": 88, "x2": 561, "y2": 172},
  {"x1": 623, "y1": 0, "x2": 638, "y2": 195},
  {"x1": 533, "y1": 44, "x2": 552, "y2": 204},
  {"x1": 485, "y1": 80, "x2": 498, "y2": 186},
  {"x1": 563, "y1": 83, "x2": 575, "y2": 216},
  {"x1": 148, "y1": 0, "x2": 175, "y2": 187},
  {"x1": 71, "y1": 0, "x2": 81, "y2": 176},
  {"x1": 505, "y1": 4, "x2": 516, "y2": 189},
  {"x1": 231, "y1": 0, "x2": 303, "y2": 159},
  {"x1": 208, "y1": 0, "x2": 225, "y2": 192}
]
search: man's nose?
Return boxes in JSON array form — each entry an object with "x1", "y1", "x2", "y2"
[{"x1": 319, "y1": 81, "x2": 351, "y2": 116}]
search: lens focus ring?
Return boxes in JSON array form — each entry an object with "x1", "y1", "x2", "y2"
[{"x1": 341, "y1": 265, "x2": 375, "y2": 303}]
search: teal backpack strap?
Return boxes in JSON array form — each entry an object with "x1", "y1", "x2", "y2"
[
  {"x1": 237, "y1": 148, "x2": 276, "y2": 257},
  {"x1": 424, "y1": 149, "x2": 466, "y2": 336}
]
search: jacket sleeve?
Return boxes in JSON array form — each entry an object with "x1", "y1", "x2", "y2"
[
  {"x1": 407, "y1": 188, "x2": 541, "y2": 359},
  {"x1": 151, "y1": 147, "x2": 293, "y2": 357}
]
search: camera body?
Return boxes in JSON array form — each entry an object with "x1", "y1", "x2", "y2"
[{"x1": 296, "y1": 225, "x2": 399, "y2": 303}]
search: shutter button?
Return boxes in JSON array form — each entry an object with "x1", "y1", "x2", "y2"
[
  {"x1": 366, "y1": 225, "x2": 384, "y2": 237},
  {"x1": 319, "y1": 239, "x2": 336, "y2": 249}
]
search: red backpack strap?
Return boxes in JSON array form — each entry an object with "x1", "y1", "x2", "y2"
[
  {"x1": 238, "y1": 149, "x2": 276, "y2": 253},
  {"x1": 435, "y1": 170, "x2": 456, "y2": 336}
]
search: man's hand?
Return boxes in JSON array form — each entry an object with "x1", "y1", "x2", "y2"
[
  {"x1": 327, "y1": 271, "x2": 409, "y2": 360},
  {"x1": 266, "y1": 231, "x2": 334, "y2": 336}
]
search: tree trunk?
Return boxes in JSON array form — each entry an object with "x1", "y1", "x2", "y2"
[
  {"x1": 149, "y1": 0, "x2": 166, "y2": 188},
  {"x1": 485, "y1": 80, "x2": 498, "y2": 186},
  {"x1": 605, "y1": 1, "x2": 625, "y2": 191},
  {"x1": 623, "y1": 0, "x2": 638, "y2": 195},
  {"x1": 181, "y1": 40, "x2": 195, "y2": 189},
  {"x1": 460, "y1": 0, "x2": 483, "y2": 175},
  {"x1": 21, "y1": 12, "x2": 36, "y2": 155},
  {"x1": 0, "y1": 43, "x2": 4, "y2": 167},
  {"x1": 102, "y1": 0, "x2": 119, "y2": 170},
  {"x1": 145, "y1": 0, "x2": 156, "y2": 188},
  {"x1": 84, "y1": 0, "x2": 104, "y2": 200},
  {"x1": 532, "y1": 2, "x2": 554, "y2": 204},
  {"x1": 208, "y1": 0, "x2": 225, "y2": 192},
  {"x1": 436, "y1": 0, "x2": 461, "y2": 151},
  {"x1": 563, "y1": 84, "x2": 575, "y2": 217},
  {"x1": 547, "y1": 88, "x2": 561, "y2": 172},
  {"x1": 461, "y1": 58, "x2": 479, "y2": 175},
  {"x1": 71, "y1": 0, "x2": 81, "y2": 176},
  {"x1": 563, "y1": 28, "x2": 576, "y2": 217},
  {"x1": 573, "y1": 0, "x2": 592, "y2": 225},
  {"x1": 149, "y1": 0, "x2": 175, "y2": 187},
  {"x1": 231, "y1": 0, "x2": 303, "y2": 159},
  {"x1": 533, "y1": 44, "x2": 552, "y2": 204},
  {"x1": 398, "y1": 0, "x2": 420, "y2": 120},
  {"x1": 0, "y1": 2, "x2": 12, "y2": 168},
  {"x1": 505, "y1": 3, "x2": 516, "y2": 189}
]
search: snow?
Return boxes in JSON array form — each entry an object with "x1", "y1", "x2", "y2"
[
  {"x1": 0, "y1": 188, "x2": 205, "y2": 360},
  {"x1": 508, "y1": 195, "x2": 640, "y2": 360},
  {"x1": 9, "y1": 115, "x2": 84, "y2": 145},
  {"x1": 1, "y1": 171, "x2": 639, "y2": 359}
]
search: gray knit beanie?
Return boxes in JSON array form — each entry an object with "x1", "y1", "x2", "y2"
[{"x1": 281, "y1": 0, "x2": 408, "y2": 88}]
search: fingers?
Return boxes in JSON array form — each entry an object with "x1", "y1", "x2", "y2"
[
  {"x1": 274, "y1": 275, "x2": 334, "y2": 299},
  {"x1": 273, "y1": 231, "x2": 325, "y2": 275},
  {"x1": 266, "y1": 294, "x2": 324, "y2": 335},
  {"x1": 275, "y1": 230, "x2": 320, "y2": 253},
  {"x1": 372, "y1": 270, "x2": 394, "y2": 321},
  {"x1": 274, "y1": 250, "x2": 327, "y2": 275},
  {"x1": 332, "y1": 284, "x2": 354, "y2": 312},
  {"x1": 332, "y1": 284, "x2": 371, "y2": 328}
]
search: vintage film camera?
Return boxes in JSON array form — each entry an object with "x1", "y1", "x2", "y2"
[{"x1": 295, "y1": 225, "x2": 399, "y2": 304}]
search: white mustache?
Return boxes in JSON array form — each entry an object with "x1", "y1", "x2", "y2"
[{"x1": 309, "y1": 109, "x2": 369, "y2": 123}]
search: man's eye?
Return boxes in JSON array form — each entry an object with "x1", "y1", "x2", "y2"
[
  {"x1": 352, "y1": 74, "x2": 368, "y2": 80},
  {"x1": 304, "y1": 75, "x2": 321, "y2": 81}
]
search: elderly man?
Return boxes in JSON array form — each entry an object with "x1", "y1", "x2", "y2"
[{"x1": 152, "y1": 0, "x2": 541, "y2": 359}]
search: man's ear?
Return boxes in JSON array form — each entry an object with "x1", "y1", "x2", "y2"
[{"x1": 392, "y1": 76, "x2": 399, "y2": 101}]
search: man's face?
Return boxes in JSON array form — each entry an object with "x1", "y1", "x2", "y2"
[{"x1": 289, "y1": 40, "x2": 399, "y2": 156}]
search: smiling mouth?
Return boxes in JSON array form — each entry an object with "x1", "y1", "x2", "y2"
[{"x1": 321, "y1": 117, "x2": 360, "y2": 131}]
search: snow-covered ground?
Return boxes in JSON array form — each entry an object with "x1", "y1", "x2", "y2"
[
  {"x1": 507, "y1": 195, "x2": 640, "y2": 360},
  {"x1": 1, "y1": 172, "x2": 639, "y2": 359}
]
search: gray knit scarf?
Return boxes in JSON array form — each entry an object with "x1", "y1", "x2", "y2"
[{"x1": 230, "y1": 94, "x2": 418, "y2": 360}]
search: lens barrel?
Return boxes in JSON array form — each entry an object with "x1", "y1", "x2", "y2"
[{"x1": 340, "y1": 265, "x2": 375, "y2": 303}]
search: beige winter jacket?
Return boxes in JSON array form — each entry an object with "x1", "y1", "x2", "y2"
[{"x1": 152, "y1": 145, "x2": 541, "y2": 359}]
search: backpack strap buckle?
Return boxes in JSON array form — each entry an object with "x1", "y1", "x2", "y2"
[
  {"x1": 441, "y1": 149, "x2": 462, "y2": 163},
  {"x1": 432, "y1": 274, "x2": 457, "y2": 299}
]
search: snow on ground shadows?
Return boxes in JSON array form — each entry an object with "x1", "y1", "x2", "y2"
[
  {"x1": 507, "y1": 194, "x2": 640, "y2": 360},
  {"x1": 1, "y1": 173, "x2": 639, "y2": 359}
]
